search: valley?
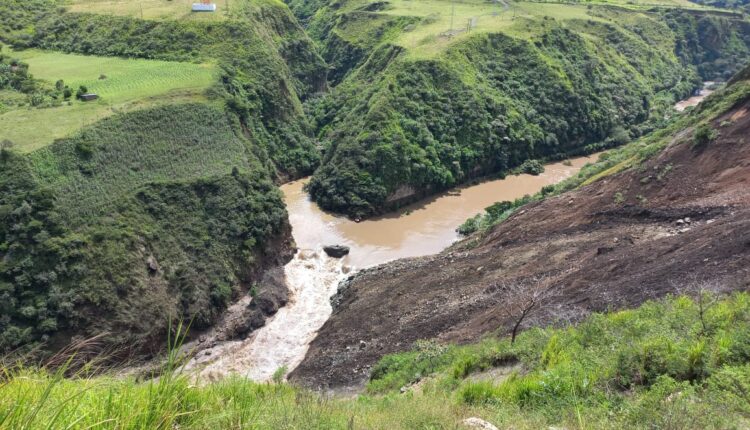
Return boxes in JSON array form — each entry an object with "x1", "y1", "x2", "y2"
[{"x1": 1, "y1": 0, "x2": 750, "y2": 428}]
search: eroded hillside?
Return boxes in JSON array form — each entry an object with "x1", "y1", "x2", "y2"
[{"x1": 291, "y1": 67, "x2": 750, "y2": 389}]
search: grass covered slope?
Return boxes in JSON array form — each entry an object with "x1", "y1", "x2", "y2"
[
  {"x1": 2, "y1": 293, "x2": 749, "y2": 429},
  {"x1": 301, "y1": 0, "x2": 750, "y2": 218},
  {"x1": 0, "y1": 104, "x2": 292, "y2": 357},
  {"x1": 0, "y1": 0, "x2": 326, "y2": 179},
  {"x1": 0, "y1": 48, "x2": 217, "y2": 152}
]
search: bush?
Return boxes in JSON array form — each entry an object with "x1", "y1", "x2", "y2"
[
  {"x1": 457, "y1": 214, "x2": 481, "y2": 235},
  {"x1": 515, "y1": 159, "x2": 545, "y2": 176},
  {"x1": 693, "y1": 124, "x2": 718, "y2": 148}
]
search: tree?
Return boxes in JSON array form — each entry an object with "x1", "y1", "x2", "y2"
[
  {"x1": 672, "y1": 276, "x2": 723, "y2": 336},
  {"x1": 75, "y1": 85, "x2": 88, "y2": 100},
  {"x1": 494, "y1": 276, "x2": 557, "y2": 344},
  {"x1": 55, "y1": 79, "x2": 64, "y2": 91}
]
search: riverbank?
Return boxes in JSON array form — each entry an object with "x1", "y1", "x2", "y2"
[
  {"x1": 290, "y1": 94, "x2": 750, "y2": 389},
  {"x1": 180, "y1": 154, "x2": 600, "y2": 382}
]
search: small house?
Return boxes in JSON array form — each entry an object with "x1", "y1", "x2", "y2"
[
  {"x1": 192, "y1": 3, "x2": 217, "y2": 12},
  {"x1": 80, "y1": 93, "x2": 99, "y2": 102}
]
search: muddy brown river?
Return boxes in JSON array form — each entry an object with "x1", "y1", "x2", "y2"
[
  {"x1": 187, "y1": 85, "x2": 715, "y2": 382},
  {"x1": 189, "y1": 154, "x2": 600, "y2": 382},
  {"x1": 282, "y1": 155, "x2": 600, "y2": 269}
]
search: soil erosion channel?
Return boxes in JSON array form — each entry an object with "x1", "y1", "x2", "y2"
[{"x1": 187, "y1": 155, "x2": 598, "y2": 381}]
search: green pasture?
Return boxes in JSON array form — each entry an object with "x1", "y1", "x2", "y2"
[
  {"x1": 67, "y1": 0, "x2": 231, "y2": 21},
  {"x1": 66, "y1": 0, "x2": 288, "y2": 21},
  {"x1": 337, "y1": 0, "x2": 711, "y2": 57},
  {"x1": 0, "y1": 48, "x2": 218, "y2": 152}
]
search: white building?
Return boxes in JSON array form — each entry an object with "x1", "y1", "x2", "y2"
[{"x1": 192, "y1": 3, "x2": 217, "y2": 12}]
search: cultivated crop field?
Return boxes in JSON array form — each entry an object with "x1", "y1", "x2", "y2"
[{"x1": 0, "y1": 48, "x2": 218, "y2": 152}]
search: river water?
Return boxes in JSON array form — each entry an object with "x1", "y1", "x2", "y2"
[
  {"x1": 186, "y1": 84, "x2": 716, "y2": 382},
  {"x1": 187, "y1": 154, "x2": 599, "y2": 382},
  {"x1": 674, "y1": 82, "x2": 715, "y2": 112},
  {"x1": 283, "y1": 155, "x2": 599, "y2": 269}
]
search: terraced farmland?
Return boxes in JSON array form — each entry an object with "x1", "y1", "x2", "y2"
[{"x1": 0, "y1": 48, "x2": 218, "y2": 152}]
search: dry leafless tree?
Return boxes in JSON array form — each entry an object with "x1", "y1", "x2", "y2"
[{"x1": 494, "y1": 275, "x2": 558, "y2": 344}]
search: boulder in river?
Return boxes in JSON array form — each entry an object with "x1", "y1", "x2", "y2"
[{"x1": 324, "y1": 245, "x2": 350, "y2": 258}]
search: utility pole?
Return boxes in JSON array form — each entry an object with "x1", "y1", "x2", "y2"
[
  {"x1": 450, "y1": 2, "x2": 455, "y2": 33},
  {"x1": 140, "y1": 2, "x2": 144, "y2": 19}
]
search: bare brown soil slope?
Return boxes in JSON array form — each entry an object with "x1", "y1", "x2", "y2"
[{"x1": 291, "y1": 97, "x2": 750, "y2": 390}]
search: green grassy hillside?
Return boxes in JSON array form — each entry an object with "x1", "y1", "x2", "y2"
[
  {"x1": 0, "y1": 0, "x2": 326, "y2": 179},
  {"x1": 298, "y1": 0, "x2": 750, "y2": 218},
  {"x1": 0, "y1": 48, "x2": 218, "y2": 152},
  {"x1": 0, "y1": 0, "x2": 324, "y2": 356},
  {"x1": 0, "y1": 103, "x2": 292, "y2": 356},
  {"x1": 2, "y1": 292, "x2": 749, "y2": 429}
]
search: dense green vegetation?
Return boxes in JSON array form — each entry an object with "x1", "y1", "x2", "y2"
[
  {"x1": 0, "y1": 0, "x2": 325, "y2": 178},
  {"x1": 688, "y1": 0, "x2": 750, "y2": 14},
  {"x1": 2, "y1": 292, "x2": 749, "y2": 429},
  {"x1": 458, "y1": 58, "x2": 750, "y2": 236},
  {"x1": 0, "y1": 104, "x2": 290, "y2": 357},
  {"x1": 0, "y1": 0, "x2": 327, "y2": 357},
  {"x1": 295, "y1": 0, "x2": 750, "y2": 218}
]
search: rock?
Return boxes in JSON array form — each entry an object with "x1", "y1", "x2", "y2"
[
  {"x1": 146, "y1": 255, "x2": 159, "y2": 273},
  {"x1": 298, "y1": 249, "x2": 317, "y2": 260},
  {"x1": 324, "y1": 245, "x2": 350, "y2": 258},
  {"x1": 462, "y1": 417, "x2": 499, "y2": 430},
  {"x1": 359, "y1": 340, "x2": 366, "y2": 349},
  {"x1": 676, "y1": 219, "x2": 685, "y2": 225},
  {"x1": 685, "y1": 217, "x2": 692, "y2": 224},
  {"x1": 597, "y1": 247, "x2": 614, "y2": 255}
]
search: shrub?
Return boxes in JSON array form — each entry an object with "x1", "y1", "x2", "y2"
[
  {"x1": 515, "y1": 159, "x2": 545, "y2": 176},
  {"x1": 692, "y1": 124, "x2": 717, "y2": 148},
  {"x1": 457, "y1": 214, "x2": 481, "y2": 235}
]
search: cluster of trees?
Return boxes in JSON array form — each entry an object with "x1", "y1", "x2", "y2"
[
  {"x1": 0, "y1": 104, "x2": 292, "y2": 357},
  {"x1": 306, "y1": 18, "x2": 702, "y2": 218},
  {"x1": 0, "y1": 52, "x2": 74, "y2": 108},
  {"x1": 664, "y1": 10, "x2": 750, "y2": 81},
  {"x1": 687, "y1": 0, "x2": 750, "y2": 14}
]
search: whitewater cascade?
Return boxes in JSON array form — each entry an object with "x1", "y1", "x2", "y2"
[{"x1": 189, "y1": 249, "x2": 346, "y2": 381}]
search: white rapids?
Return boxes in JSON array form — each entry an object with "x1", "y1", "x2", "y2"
[
  {"x1": 185, "y1": 153, "x2": 601, "y2": 382},
  {"x1": 188, "y1": 249, "x2": 346, "y2": 382}
]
